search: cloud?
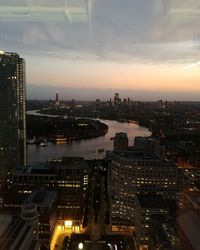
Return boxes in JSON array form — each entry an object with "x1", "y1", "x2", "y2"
[
  {"x1": 0, "y1": 0, "x2": 200, "y2": 64},
  {"x1": 182, "y1": 61, "x2": 200, "y2": 70}
]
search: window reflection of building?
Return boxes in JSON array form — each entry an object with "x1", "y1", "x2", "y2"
[{"x1": 0, "y1": 0, "x2": 92, "y2": 23}]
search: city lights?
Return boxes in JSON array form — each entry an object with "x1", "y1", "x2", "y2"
[
  {"x1": 1, "y1": 1, "x2": 200, "y2": 249},
  {"x1": 78, "y1": 242, "x2": 84, "y2": 249},
  {"x1": 64, "y1": 220, "x2": 73, "y2": 228}
]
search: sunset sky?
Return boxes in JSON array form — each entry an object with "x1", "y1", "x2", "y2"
[{"x1": 0, "y1": 0, "x2": 200, "y2": 100}]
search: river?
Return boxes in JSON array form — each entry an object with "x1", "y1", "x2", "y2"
[{"x1": 27, "y1": 110, "x2": 151, "y2": 165}]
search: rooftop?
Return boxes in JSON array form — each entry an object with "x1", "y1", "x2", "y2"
[
  {"x1": 115, "y1": 132, "x2": 128, "y2": 138},
  {"x1": 177, "y1": 209, "x2": 200, "y2": 250},
  {"x1": 0, "y1": 51, "x2": 21, "y2": 61},
  {"x1": 24, "y1": 189, "x2": 57, "y2": 207},
  {"x1": 0, "y1": 216, "x2": 32, "y2": 250},
  {"x1": 13, "y1": 157, "x2": 85, "y2": 175},
  {"x1": 49, "y1": 157, "x2": 85, "y2": 169},
  {"x1": 110, "y1": 150, "x2": 160, "y2": 160},
  {"x1": 14, "y1": 163, "x2": 55, "y2": 175}
]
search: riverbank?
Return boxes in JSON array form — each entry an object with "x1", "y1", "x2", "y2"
[
  {"x1": 38, "y1": 109, "x2": 140, "y2": 125},
  {"x1": 27, "y1": 114, "x2": 151, "y2": 164},
  {"x1": 27, "y1": 114, "x2": 108, "y2": 143}
]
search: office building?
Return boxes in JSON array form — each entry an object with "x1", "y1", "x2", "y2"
[
  {"x1": 107, "y1": 150, "x2": 183, "y2": 228},
  {"x1": 55, "y1": 91, "x2": 59, "y2": 107},
  {"x1": 0, "y1": 51, "x2": 26, "y2": 188},
  {"x1": 114, "y1": 93, "x2": 121, "y2": 105},
  {"x1": 5, "y1": 157, "x2": 87, "y2": 230},
  {"x1": 113, "y1": 132, "x2": 128, "y2": 150},
  {"x1": 134, "y1": 136, "x2": 162, "y2": 156},
  {"x1": 134, "y1": 194, "x2": 175, "y2": 249},
  {"x1": 48, "y1": 157, "x2": 87, "y2": 223}
]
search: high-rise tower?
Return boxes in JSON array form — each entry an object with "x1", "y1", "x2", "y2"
[
  {"x1": 55, "y1": 91, "x2": 59, "y2": 106},
  {"x1": 0, "y1": 51, "x2": 26, "y2": 186}
]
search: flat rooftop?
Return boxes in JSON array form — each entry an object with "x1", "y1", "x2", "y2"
[
  {"x1": 49, "y1": 157, "x2": 85, "y2": 168},
  {"x1": 24, "y1": 189, "x2": 57, "y2": 207},
  {"x1": 14, "y1": 163, "x2": 55, "y2": 175},
  {"x1": 110, "y1": 150, "x2": 160, "y2": 160},
  {"x1": 12, "y1": 157, "x2": 85, "y2": 175}
]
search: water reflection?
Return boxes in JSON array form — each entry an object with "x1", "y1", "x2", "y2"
[{"x1": 28, "y1": 119, "x2": 151, "y2": 164}]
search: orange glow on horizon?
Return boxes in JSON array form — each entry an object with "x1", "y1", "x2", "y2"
[{"x1": 28, "y1": 59, "x2": 200, "y2": 93}]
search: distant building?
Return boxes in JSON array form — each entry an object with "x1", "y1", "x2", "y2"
[
  {"x1": 49, "y1": 91, "x2": 60, "y2": 109},
  {"x1": 114, "y1": 93, "x2": 120, "y2": 105},
  {"x1": 113, "y1": 132, "x2": 128, "y2": 150},
  {"x1": 114, "y1": 93, "x2": 119, "y2": 100},
  {"x1": 134, "y1": 136, "x2": 162, "y2": 156},
  {"x1": 123, "y1": 98, "x2": 127, "y2": 104},
  {"x1": 0, "y1": 52, "x2": 26, "y2": 189},
  {"x1": 49, "y1": 99, "x2": 53, "y2": 108},
  {"x1": 109, "y1": 98, "x2": 112, "y2": 106},
  {"x1": 55, "y1": 91, "x2": 59, "y2": 107}
]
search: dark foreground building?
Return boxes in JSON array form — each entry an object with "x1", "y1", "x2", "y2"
[{"x1": 4, "y1": 157, "x2": 88, "y2": 245}]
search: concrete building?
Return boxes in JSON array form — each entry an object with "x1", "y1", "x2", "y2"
[
  {"x1": 107, "y1": 150, "x2": 183, "y2": 228},
  {"x1": 0, "y1": 51, "x2": 26, "y2": 191}
]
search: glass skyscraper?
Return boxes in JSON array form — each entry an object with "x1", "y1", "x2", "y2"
[{"x1": 0, "y1": 52, "x2": 26, "y2": 187}]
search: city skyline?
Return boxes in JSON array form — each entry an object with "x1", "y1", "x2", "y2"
[
  {"x1": 0, "y1": 0, "x2": 200, "y2": 100},
  {"x1": 0, "y1": 50, "x2": 199, "y2": 250},
  {"x1": 27, "y1": 84, "x2": 200, "y2": 101}
]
